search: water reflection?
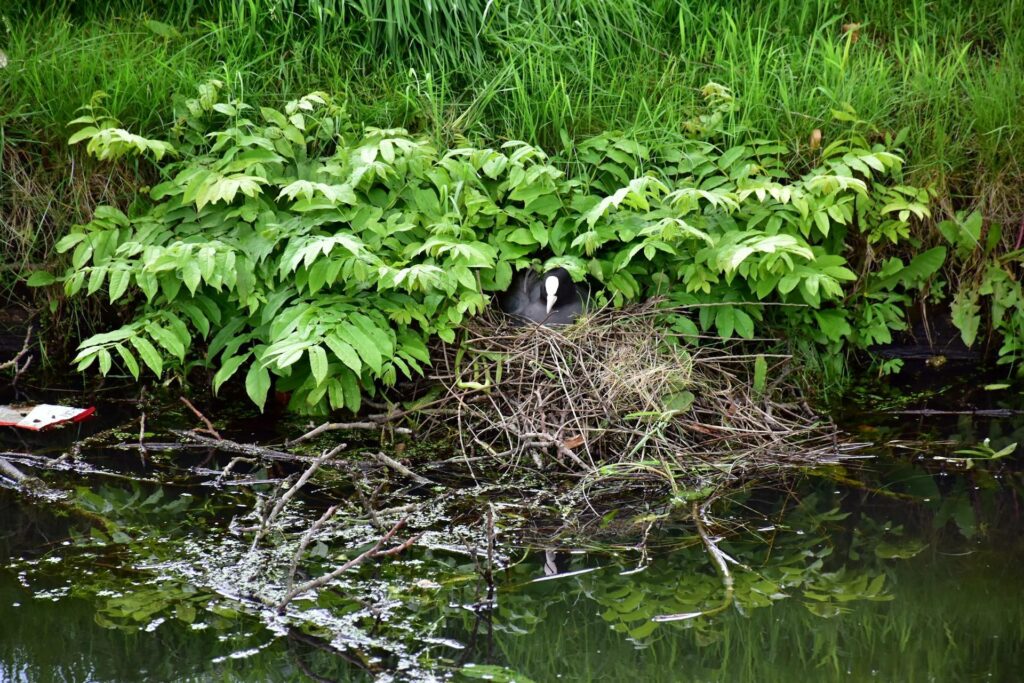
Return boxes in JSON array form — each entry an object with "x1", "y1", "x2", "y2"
[{"x1": 1, "y1": 386, "x2": 1022, "y2": 681}]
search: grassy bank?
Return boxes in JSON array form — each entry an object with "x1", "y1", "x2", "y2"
[
  {"x1": 3, "y1": 1, "x2": 1022, "y2": 236},
  {"x1": 1, "y1": 1, "x2": 1023, "y2": 382}
]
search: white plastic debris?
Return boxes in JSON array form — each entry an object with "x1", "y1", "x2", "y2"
[{"x1": 0, "y1": 404, "x2": 96, "y2": 431}]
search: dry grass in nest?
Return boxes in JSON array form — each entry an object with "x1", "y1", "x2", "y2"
[{"x1": 429, "y1": 301, "x2": 860, "y2": 501}]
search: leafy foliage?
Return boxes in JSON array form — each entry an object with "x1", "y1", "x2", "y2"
[
  {"x1": 46, "y1": 84, "x2": 932, "y2": 412},
  {"x1": 938, "y1": 210, "x2": 1024, "y2": 372}
]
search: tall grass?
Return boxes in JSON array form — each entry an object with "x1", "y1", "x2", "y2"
[{"x1": 1, "y1": 0, "x2": 1022, "y2": 293}]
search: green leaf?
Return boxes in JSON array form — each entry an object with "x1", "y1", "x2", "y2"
[
  {"x1": 753, "y1": 355, "x2": 768, "y2": 396},
  {"x1": 951, "y1": 289, "x2": 980, "y2": 347},
  {"x1": 339, "y1": 368, "x2": 362, "y2": 413},
  {"x1": 68, "y1": 126, "x2": 100, "y2": 145},
  {"x1": 308, "y1": 345, "x2": 329, "y2": 386},
  {"x1": 663, "y1": 390, "x2": 694, "y2": 412},
  {"x1": 144, "y1": 19, "x2": 180, "y2": 39},
  {"x1": 26, "y1": 271, "x2": 56, "y2": 287},
  {"x1": 182, "y1": 259, "x2": 202, "y2": 295},
  {"x1": 341, "y1": 322, "x2": 382, "y2": 374},
  {"x1": 902, "y1": 246, "x2": 946, "y2": 286},
  {"x1": 213, "y1": 354, "x2": 250, "y2": 394},
  {"x1": 324, "y1": 334, "x2": 362, "y2": 374},
  {"x1": 245, "y1": 364, "x2": 272, "y2": 412},
  {"x1": 146, "y1": 323, "x2": 186, "y2": 361},
  {"x1": 733, "y1": 309, "x2": 754, "y2": 339},
  {"x1": 97, "y1": 348, "x2": 112, "y2": 375},
  {"x1": 115, "y1": 344, "x2": 141, "y2": 380},
  {"x1": 54, "y1": 233, "x2": 87, "y2": 253},
  {"x1": 108, "y1": 269, "x2": 131, "y2": 302},
  {"x1": 129, "y1": 335, "x2": 163, "y2": 377},
  {"x1": 714, "y1": 306, "x2": 735, "y2": 339}
]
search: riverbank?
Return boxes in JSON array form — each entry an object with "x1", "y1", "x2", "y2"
[{"x1": 2, "y1": 1, "x2": 1023, "y2": 402}]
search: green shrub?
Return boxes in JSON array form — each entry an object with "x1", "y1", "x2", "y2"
[{"x1": 38, "y1": 83, "x2": 935, "y2": 412}]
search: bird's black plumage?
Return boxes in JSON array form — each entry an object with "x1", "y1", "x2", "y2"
[{"x1": 498, "y1": 267, "x2": 588, "y2": 326}]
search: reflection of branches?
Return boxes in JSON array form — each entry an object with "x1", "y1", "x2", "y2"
[
  {"x1": 652, "y1": 502, "x2": 734, "y2": 623},
  {"x1": 691, "y1": 501, "x2": 734, "y2": 616},
  {"x1": 286, "y1": 627, "x2": 376, "y2": 679}
]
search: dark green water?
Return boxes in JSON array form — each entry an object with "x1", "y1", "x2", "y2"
[{"x1": 1, "y1": 372, "x2": 1023, "y2": 682}]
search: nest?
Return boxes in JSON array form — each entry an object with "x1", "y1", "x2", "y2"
[{"x1": 430, "y1": 302, "x2": 858, "y2": 498}]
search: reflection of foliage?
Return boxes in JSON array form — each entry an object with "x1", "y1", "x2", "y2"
[
  {"x1": 487, "y1": 479, "x2": 1024, "y2": 683},
  {"x1": 495, "y1": 494, "x2": 896, "y2": 646}
]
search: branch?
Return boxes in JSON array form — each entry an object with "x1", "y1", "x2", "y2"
[
  {"x1": 255, "y1": 443, "x2": 346, "y2": 544},
  {"x1": 0, "y1": 325, "x2": 33, "y2": 382},
  {"x1": 179, "y1": 396, "x2": 222, "y2": 440},
  {"x1": 171, "y1": 430, "x2": 320, "y2": 464},
  {"x1": 0, "y1": 456, "x2": 32, "y2": 483},
  {"x1": 277, "y1": 516, "x2": 414, "y2": 611},
  {"x1": 366, "y1": 451, "x2": 437, "y2": 486},
  {"x1": 287, "y1": 415, "x2": 412, "y2": 446}
]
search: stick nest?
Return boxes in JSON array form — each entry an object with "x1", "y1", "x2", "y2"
[{"x1": 430, "y1": 302, "x2": 858, "y2": 498}]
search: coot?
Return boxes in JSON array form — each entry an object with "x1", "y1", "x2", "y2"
[{"x1": 498, "y1": 267, "x2": 587, "y2": 326}]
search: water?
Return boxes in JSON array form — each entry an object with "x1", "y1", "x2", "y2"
[{"x1": 1, "y1": 370, "x2": 1022, "y2": 682}]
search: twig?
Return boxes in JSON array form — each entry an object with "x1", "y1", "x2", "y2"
[
  {"x1": 179, "y1": 396, "x2": 222, "y2": 440},
  {"x1": 0, "y1": 325, "x2": 33, "y2": 384},
  {"x1": 287, "y1": 416, "x2": 412, "y2": 446},
  {"x1": 277, "y1": 516, "x2": 411, "y2": 610},
  {"x1": 285, "y1": 503, "x2": 341, "y2": 593},
  {"x1": 254, "y1": 444, "x2": 346, "y2": 546},
  {"x1": 366, "y1": 451, "x2": 437, "y2": 486},
  {"x1": 215, "y1": 456, "x2": 258, "y2": 485},
  {"x1": 137, "y1": 386, "x2": 148, "y2": 460}
]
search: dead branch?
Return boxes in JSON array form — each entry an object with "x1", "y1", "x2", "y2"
[
  {"x1": 0, "y1": 456, "x2": 32, "y2": 483},
  {"x1": 179, "y1": 396, "x2": 222, "y2": 440},
  {"x1": 285, "y1": 503, "x2": 341, "y2": 593},
  {"x1": 254, "y1": 444, "x2": 346, "y2": 546},
  {"x1": 287, "y1": 415, "x2": 413, "y2": 446},
  {"x1": 0, "y1": 325, "x2": 33, "y2": 383},
  {"x1": 277, "y1": 516, "x2": 412, "y2": 610},
  {"x1": 171, "y1": 430, "x2": 323, "y2": 464},
  {"x1": 366, "y1": 450, "x2": 437, "y2": 486}
]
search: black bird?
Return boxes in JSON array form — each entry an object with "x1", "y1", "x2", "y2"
[{"x1": 498, "y1": 267, "x2": 588, "y2": 326}]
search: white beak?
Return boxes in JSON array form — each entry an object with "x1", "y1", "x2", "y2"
[{"x1": 545, "y1": 275, "x2": 559, "y2": 315}]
